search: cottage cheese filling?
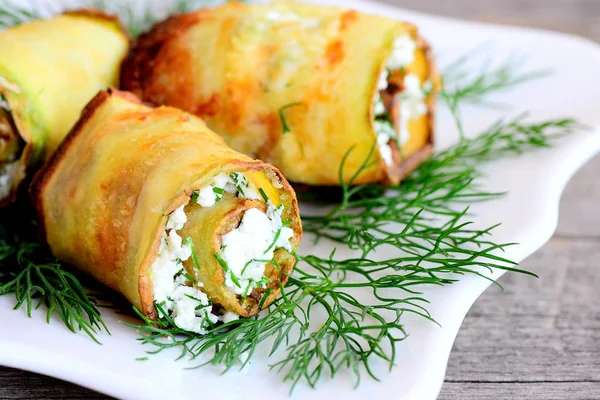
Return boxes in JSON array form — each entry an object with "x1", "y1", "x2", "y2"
[
  {"x1": 151, "y1": 172, "x2": 293, "y2": 332},
  {"x1": 220, "y1": 202, "x2": 294, "y2": 295},
  {"x1": 374, "y1": 34, "x2": 428, "y2": 165},
  {"x1": 397, "y1": 74, "x2": 428, "y2": 145},
  {"x1": 195, "y1": 172, "x2": 261, "y2": 208},
  {"x1": 262, "y1": 9, "x2": 320, "y2": 29},
  {"x1": 0, "y1": 161, "x2": 18, "y2": 200},
  {"x1": 151, "y1": 205, "x2": 217, "y2": 334}
]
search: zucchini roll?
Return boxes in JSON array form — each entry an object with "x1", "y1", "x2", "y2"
[
  {"x1": 0, "y1": 10, "x2": 128, "y2": 205},
  {"x1": 32, "y1": 89, "x2": 302, "y2": 331},
  {"x1": 121, "y1": 1, "x2": 438, "y2": 186}
]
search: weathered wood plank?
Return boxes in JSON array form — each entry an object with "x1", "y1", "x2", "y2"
[
  {"x1": 442, "y1": 239, "x2": 600, "y2": 387},
  {"x1": 382, "y1": 0, "x2": 600, "y2": 41},
  {"x1": 0, "y1": 366, "x2": 109, "y2": 399},
  {"x1": 438, "y1": 382, "x2": 600, "y2": 400},
  {"x1": 555, "y1": 156, "x2": 600, "y2": 238}
]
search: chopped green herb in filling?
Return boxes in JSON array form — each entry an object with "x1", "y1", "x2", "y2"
[
  {"x1": 192, "y1": 172, "x2": 261, "y2": 207},
  {"x1": 217, "y1": 203, "x2": 293, "y2": 296}
]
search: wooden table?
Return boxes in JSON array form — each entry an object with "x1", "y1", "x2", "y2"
[{"x1": 1, "y1": 1, "x2": 599, "y2": 399}]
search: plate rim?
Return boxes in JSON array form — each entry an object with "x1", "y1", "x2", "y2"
[{"x1": 1, "y1": 1, "x2": 600, "y2": 399}]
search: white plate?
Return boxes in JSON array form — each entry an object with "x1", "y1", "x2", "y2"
[{"x1": 2, "y1": 0, "x2": 600, "y2": 399}]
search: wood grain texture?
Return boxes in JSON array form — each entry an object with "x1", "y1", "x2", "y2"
[
  {"x1": 386, "y1": 0, "x2": 600, "y2": 41},
  {"x1": 440, "y1": 383, "x2": 600, "y2": 400},
  {"x1": 1, "y1": 1, "x2": 599, "y2": 399}
]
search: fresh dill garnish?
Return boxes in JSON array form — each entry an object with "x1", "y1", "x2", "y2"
[
  {"x1": 257, "y1": 287, "x2": 272, "y2": 309},
  {"x1": 258, "y1": 187, "x2": 269, "y2": 203},
  {"x1": 126, "y1": 115, "x2": 577, "y2": 391},
  {"x1": 90, "y1": 0, "x2": 240, "y2": 37},
  {"x1": 0, "y1": 221, "x2": 108, "y2": 343},
  {"x1": 264, "y1": 228, "x2": 282, "y2": 254},
  {"x1": 186, "y1": 237, "x2": 202, "y2": 271},
  {"x1": 441, "y1": 49, "x2": 551, "y2": 138},
  {"x1": 182, "y1": 271, "x2": 197, "y2": 284},
  {"x1": 241, "y1": 278, "x2": 254, "y2": 302},
  {"x1": 214, "y1": 253, "x2": 241, "y2": 288},
  {"x1": 241, "y1": 258, "x2": 276, "y2": 276},
  {"x1": 191, "y1": 191, "x2": 199, "y2": 203},
  {"x1": 442, "y1": 50, "x2": 551, "y2": 107},
  {"x1": 213, "y1": 187, "x2": 225, "y2": 202},
  {"x1": 230, "y1": 173, "x2": 246, "y2": 197},
  {"x1": 374, "y1": 119, "x2": 397, "y2": 142},
  {"x1": 257, "y1": 276, "x2": 270, "y2": 287},
  {"x1": 184, "y1": 294, "x2": 204, "y2": 304},
  {"x1": 0, "y1": 0, "x2": 242, "y2": 37},
  {"x1": 0, "y1": 2, "x2": 43, "y2": 29},
  {"x1": 278, "y1": 102, "x2": 303, "y2": 134}
]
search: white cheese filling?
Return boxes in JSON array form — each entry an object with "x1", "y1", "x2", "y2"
[
  {"x1": 397, "y1": 74, "x2": 428, "y2": 145},
  {"x1": 0, "y1": 162, "x2": 18, "y2": 200},
  {"x1": 373, "y1": 35, "x2": 427, "y2": 166},
  {"x1": 386, "y1": 34, "x2": 416, "y2": 71},
  {"x1": 220, "y1": 202, "x2": 294, "y2": 295},
  {"x1": 0, "y1": 96, "x2": 10, "y2": 111},
  {"x1": 0, "y1": 76, "x2": 20, "y2": 94},
  {"x1": 194, "y1": 172, "x2": 260, "y2": 208},
  {"x1": 151, "y1": 205, "x2": 218, "y2": 334},
  {"x1": 151, "y1": 171, "x2": 292, "y2": 333},
  {"x1": 263, "y1": 9, "x2": 320, "y2": 29}
]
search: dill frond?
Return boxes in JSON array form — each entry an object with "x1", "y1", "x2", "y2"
[
  {"x1": 127, "y1": 115, "x2": 577, "y2": 390},
  {"x1": 0, "y1": 219, "x2": 108, "y2": 343}
]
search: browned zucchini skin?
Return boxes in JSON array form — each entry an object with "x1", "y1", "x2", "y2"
[
  {"x1": 120, "y1": 2, "x2": 438, "y2": 187},
  {"x1": 31, "y1": 88, "x2": 302, "y2": 320}
]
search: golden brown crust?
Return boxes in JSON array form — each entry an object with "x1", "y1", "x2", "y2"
[
  {"x1": 120, "y1": 12, "x2": 204, "y2": 100},
  {"x1": 120, "y1": 2, "x2": 437, "y2": 187},
  {"x1": 30, "y1": 88, "x2": 139, "y2": 251},
  {"x1": 3, "y1": 12, "x2": 129, "y2": 208},
  {"x1": 382, "y1": 36, "x2": 437, "y2": 186},
  {"x1": 398, "y1": 144, "x2": 433, "y2": 178},
  {"x1": 33, "y1": 88, "x2": 302, "y2": 320},
  {"x1": 62, "y1": 8, "x2": 130, "y2": 41}
]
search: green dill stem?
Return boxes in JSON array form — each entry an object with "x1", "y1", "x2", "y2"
[
  {"x1": 258, "y1": 187, "x2": 270, "y2": 203},
  {"x1": 257, "y1": 288, "x2": 272, "y2": 309},
  {"x1": 0, "y1": 3, "x2": 43, "y2": 29},
  {"x1": 440, "y1": 50, "x2": 552, "y2": 140},
  {"x1": 187, "y1": 237, "x2": 202, "y2": 271},
  {"x1": 0, "y1": 240, "x2": 108, "y2": 343},
  {"x1": 127, "y1": 114, "x2": 574, "y2": 391},
  {"x1": 278, "y1": 102, "x2": 303, "y2": 134},
  {"x1": 263, "y1": 228, "x2": 282, "y2": 254},
  {"x1": 214, "y1": 253, "x2": 241, "y2": 288}
]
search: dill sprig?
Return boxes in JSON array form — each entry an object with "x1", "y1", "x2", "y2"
[
  {"x1": 0, "y1": 218, "x2": 108, "y2": 343},
  {"x1": 127, "y1": 115, "x2": 577, "y2": 390},
  {"x1": 441, "y1": 49, "x2": 551, "y2": 107},
  {"x1": 93, "y1": 0, "x2": 243, "y2": 37},
  {"x1": 0, "y1": 2, "x2": 43, "y2": 29},
  {"x1": 440, "y1": 49, "x2": 551, "y2": 138},
  {"x1": 0, "y1": 1, "x2": 240, "y2": 36},
  {"x1": 304, "y1": 114, "x2": 578, "y2": 242}
]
